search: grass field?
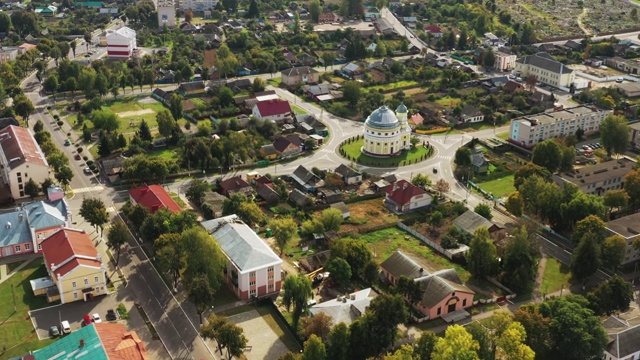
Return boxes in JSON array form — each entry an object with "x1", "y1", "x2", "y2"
[
  {"x1": 71, "y1": 98, "x2": 166, "y2": 137},
  {"x1": 540, "y1": 258, "x2": 573, "y2": 294},
  {"x1": 476, "y1": 175, "x2": 515, "y2": 198},
  {"x1": 341, "y1": 139, "x2": 432, "y2": 167},
  {"x1": 0, "y1": 260, "x2": 55, "y2": 358},
  {"x1": 291, "y1": 105, "x2": 307, "y2": 115},
  {"x1": 496, "y1": 132, "x2": 509, "y2": 140},
  {"x1": 353, "y1": 227, "x2": 471, "y2": 282},
  {"x1": 369, "y1": 80, "x2": 419, "y2": 92},
  {"x1": 434, "y1": 96, "x2": 462, "y2": 108}
]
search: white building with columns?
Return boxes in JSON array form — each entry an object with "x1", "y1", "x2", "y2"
[{"x1": 363, "y1": 104, "x2": 411, "y2": 156}]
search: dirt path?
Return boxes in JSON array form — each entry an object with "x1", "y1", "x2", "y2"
[
  {"x1": 577, "y1": 8, "x2": 593, "y2": 36},
  {"x1": 117, "y1": 108, "x2": 155, "y2": 118},
  {"x1": 533, "y1": 255, "x2": 548, "y2": 301}
]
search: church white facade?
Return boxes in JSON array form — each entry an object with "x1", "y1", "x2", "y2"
[{"x1": 363, "y1": 104, "x2": 411, "y2": 156}]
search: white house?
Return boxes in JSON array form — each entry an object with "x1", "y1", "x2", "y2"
[
  {"x1": 0, "y1": 125, "x2": 49, "y2": 199},
  {"x1": 385, "y1": 180, "x2": 432, "y2": 213},
  {"x1": 106, "y1": 26, "x2": 136, "y2": 58},
  {"x1": 201, "y1": 215, "x2": 282, "y2": 300},
  {"x1": 157, "y1": 0, "x2": 176, "y2": 28},
  {"x1": 252, "y1": 99, "x2": 292, "y2": 124},
  {"x1": 494, "y1": 52, "x2": 517, "y2": 71}
]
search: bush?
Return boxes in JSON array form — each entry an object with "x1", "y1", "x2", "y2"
[
  {"x1": 46, "y1": 106, "x2": 52, "y2": 110},
  {"x1": 53, "y1": 114, "x2": 59, "y2": 120},
  {"x1": 56, "y1": 121, "x2": 63, "y2": 126},
  {"x1": 185, "y1": 122, "x2": 191, "y2": 130},
  {"x1": 67, "y1": 132, "x2": 71, "y2": 137},
  {"x1": 88, "y1": 164, "x2": 96, "y2": 170},
  {"x1": 86, "y1": 160, "x2": 94, "y2": 166},
  {"x1": 116, "y1": 303, "x2": 129, "y2": 320},
  {"x1": 77, "y1": 147, "x2": 83, "y2": 153},
  {"x1": 83, "y1": 156, "x2": 89, "y2": 161}
]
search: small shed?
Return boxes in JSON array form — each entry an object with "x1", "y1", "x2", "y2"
[
  {"x1": 30, "y1": 277, "x2": 54, "y2": 296},
  {"x1": 330, "y1": 202, "x2": 350, "y2": 219}
]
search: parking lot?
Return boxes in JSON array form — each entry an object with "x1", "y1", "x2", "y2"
[{"x1": 29, "y1": 292, "x2": 122, "y2": 340}]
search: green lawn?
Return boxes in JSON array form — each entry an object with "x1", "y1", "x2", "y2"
[
  {"x1": 354, "y1": 227, "x2": 471, "y2": 282},
  {"x1": 496, "y1": 132, "x2": 509, "y2": 140},
  {"x1": 476, "y1": 175, "x2": 515, "y2": 198},
  {"x1": 267, "y1": 78, "x2": 282, "y2": 87},
  {"x1": 0, "y1": 260, "x2": 56, "y2": 358},
  {"x1": 369, "y1": 80, "x2": 419, "y2": 92},
  {"x1": 147, "y1": 147, "x2": 180, "y2": 161},
  {"x1": 434, "y1": 96, "x2": 462, "y2": 108},
  {"x1": 540, "y1": 258, "x2": 573, "y2": 295},
  {"x1": 341, "y1": 139, "x2": 432, "y2": 167},
  {"x1": 71, "y1": 98, "x2": 166, "y2": 137},
  {"x1": 168, "y1": 192, "x2": 186, "y2": 209},
  {"x1": 291, "y1": 105, "x2": 307, "y2": 115}
]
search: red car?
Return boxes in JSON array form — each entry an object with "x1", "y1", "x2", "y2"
[
  {"x1": 74, "y1": 154, "x2": 81, "y2": 160},
  {"x1": 83, "y1": 315, "x2": 91, "y2": 326}
]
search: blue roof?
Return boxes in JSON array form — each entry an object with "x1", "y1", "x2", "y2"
[
  {"x1": 0, "y1": 210, "x2": 31, "y2": 248},
  {"x1": 396, "y1": 103, "x2": 407, "y2": 113},
  {"x1": 24, "y1": 200, "x2": 67, "y2": 231},
  {"x1": 365, "y1": 105, "x2": 400, "y2": 130},
  {"x1": 33, "y1": 324, "x2": 108, "y2": 360}
]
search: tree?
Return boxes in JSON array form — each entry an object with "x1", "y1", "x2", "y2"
[
  {"x1": 252, "y1": 77, "x2": 266, "y2": 93},
  {"x1": 70, "y1": 40, "x2": 77, "y2": 58},
  {"x1": 514, "y1": 163, "x2": 552, "y2": 190},
  {"x1": 482, "y1": 47, "x2": 496, "y2": 69},
  {"x1": 626, "y1": 169, "x2": 640, "y2": 209},
  {"x1": 91, "y1": 110, "x2": 119, "y2": 133},
  {"x1": 327, "y1": 323, "x2": 350, "y2": 360},
  {"x1": 182, "y1": 227, "x2": 226, "y2": 298},
  {"x1": 325, "y1": 257, "x2": 351, "y2": 287},
  {"x1": 342, "y1": 81, "x2": 362, "y2": 105},
  {"x1": 43, "y1": 75, "x2": 59, "y2": 100},
  {"x1": 359, "y1": 293, "x2": 408, "y2": 356},
  {"x1": 435, "y1": 179, "x2": 450, "y2": 194},
  {"x1": 156, "y1": 109, "x2": 175, "y2": 139},
  {"x1": 603, "y1": 189, "x2": 629, "y2": 214},
  {"x1": 0, "y1": 12, "x2": 11, "y2": 33},
  {"x1": 40, "y1": 178, "x2": 54, "y2": 195},
  {"x1": 24, "y1": 178, "x2": 40, "y2": 198},
  {"x1": 98, "y1": 134, "x2": 112, "y2": 157},
  {"x1": 474, "y1": 203, "x2": 493, "y2": 221},
  {"x1": 270, "y1": 218, "x2": 297, "y2": 256},
  {"x1": 138, "y1": 120, "x2": 153, "y2": 141},
  {"x1": 155, "y1": 233, "x2": 184, "y2": 289},
  {"x1": 218, "y1": 322, "x2": 248, "y2": 360},
  {"x1": 321, "y1": 208, "x2": 343, "y2": 231},
  {"x1": 571, "y1": 215, "x2": 607, "y2": 245},
  {"x1": 454, "y1": 147, "x2": 472, "y2": 167},
  {"x1": 246, "y1": 0, "x2": 259, "y2": 17},
  {"x1": 185, "y1": 179, "x2": 210, "y2": 206},
  {"x1": 321, "y1": 52, "x2": 337, "y2": 70},
  {"x1": 126, "y1": 204, "x2": 149, "y2": 229},
  {"x1": 600, "y1": 114, "x2": 630, "y2": 156},
  {"x1": 496, "y1": 322, "x2": 535, "y2": 360},
  {"x1": 502, "y1": 227, "x2": 537, "y2": 293},
  {"x1": 589, "y1": 275, "x2": 633, "y2": 316},
  {"x1": 467, "y1": 227, "x2": 499, "y2": 278},
  {"x1": 532, "y1": 140, "x2": 563, "y2": 173},
  {"x1": 200, "y1": 314, "x2": 227, "y2": 354},
  {"x1": 169, "y1": 93, "x2": 184, "y2": 120},
  {"x1": 412, "y1": 173, "x2": 432, "y2": 188},
  {"x1": 282, "y1": 274, "x2": 313, "y2": 329},
  {"x1": 14, "y1": 94, "x2": 34, "y2": 126},
  {"x1": 188, "y1": 274, "x2": 215, "y2": 324},
  {"x1": 302, "y1": 312, "x2": 332, "y2": 341},
  {"x1": 505, "y1": 191, "x2": 524, "y2": 216},
  {"x1": 55, "y1": 166, "x2": 74, "y2": 191},
  {"x1": 525, "y1": 74, "x2": 537, "y2": 93},
  {"x1": 302, "y1": 335, "x2": 326, "y2": 360},
  {"x1": 394, "y1": 275, "x2": 422, "y2": 304},
  {"x1": 414, "y1": 331, "x2": 437, "y2": 360},
  {"x1": 429, "y1": 211, "x2": 444, "y2": 228},
  {"x1": 432, "y1": 325, "x2": 480, "y2": 360},
  {"x1": 107, "y1": 221, "x2": 129, "y2": 268},
  {"x1": 601, "y1": 234, "x2": 626, "y2": 271},
  {"x1": 571, "y1": 236, "x2": 601, "y2": 281},
  {"x1": 80, "y1": 198, "x2": 109, "y2": 235}
]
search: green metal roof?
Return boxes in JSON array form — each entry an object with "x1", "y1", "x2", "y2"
[
  {"x1": 74, "y1": 1, "x2": 105, "y2": 6},
  {"x1": 33, "y1": 324, "x2": 108, "y2": 360}
]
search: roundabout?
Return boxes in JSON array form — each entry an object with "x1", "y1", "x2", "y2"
[{"x1": 339, "y1": 137, "x2": 434, "y2": 167}]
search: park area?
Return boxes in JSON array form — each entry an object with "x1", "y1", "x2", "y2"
[
  {"x1": 0, "y1": 259, "x2": 55, "y2": 358},
  {"x1": 540, "y1": 258, "x2": 574, "y2": 295},
  {"x1": 340, "y1": 139, "x2": 432, "y2": 167},
  {"x1": 71, "y1": 97, "x2": 167, "y2": 136}
]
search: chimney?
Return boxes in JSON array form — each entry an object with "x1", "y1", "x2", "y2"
[
  {"x1": 393, "y1": 182, "x2": 399, "y2": 192},
  {"x1": 403, "y1": 182, "x2": 408, "y2": 190},
  {"x1": 19, "y1": 213, "x2": 24, "y2": 222},
  {"x1": 79, "y1": 339, "x2": 85, "y2": 347},
  {"x1": 5, "y1": 221, "x2": 11, "y2": 229}
]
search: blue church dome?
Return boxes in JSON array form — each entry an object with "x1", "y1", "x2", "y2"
[
  {"x1": 365, "y1": 105, "x2": 400, "y2": 129},
  {"x1": 396, "y1": 103, "x2": 407, "y2": 113}
]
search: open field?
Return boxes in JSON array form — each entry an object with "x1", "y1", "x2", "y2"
[
  {"x1": 341, "y1": 139, "x2": 432, "y2": 167},
  {"x1": 541, "y1": 258, "x2": 573, "y2": 294},
  {"x1": 339, "y1": 198, "x2": 400, "y2": 234},
  {"x1": 0, "y1": 260, "x2": 55, "y2": 358},
  {"x1": 434, "y1": 96, "x2": 462, "y2": 108},
  {"x1": 476, "y1": 175, "x2": 515, "y2": 198}
]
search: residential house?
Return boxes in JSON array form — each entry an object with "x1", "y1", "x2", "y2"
[
  {"x1": 453, "y1": 210, "x2": 500, "y2": 237},
  {"x1": 252, "y1": 100, "x2": 292, "y2": 124},
  {"x1": 106, "y1": 26, "x2": 136, "y2": 59},
  {"x1": 151, "y1": 88, "x2": 171, "y2": 102},
  {"x1": 554, "y1": 158, "x2": 633, "y2": 196},
  {"x1": 604, "y1": 320, "x2": 640, "y2": 360},
  {"x1": 202, "y1": 191, "x2": 226, "y2": 219},
  {"x1": 226, "y1": 78, "x2": 252, "y2": 93},
  {"x1": 494, "y1": 52, "x2": 517, "y2": 71},
  {"x1": 74, "y1": 1, "x2": 105, "y2": 6},
  {"x1": 18, "y1": 43, "x2": 37, "y2": 55},
  {"x1": 40, "y1": 228, "x2": 107, "y2": 304},
  {"x1": 289, "y1": 188, "x2": 312, "y2": 207},
  {"x1": 290, "y1": 165, "x2": 323, "y2": 193},
  {"x1": 334, "y1": 164, "x2": 362, "y2": 185},
  {"x1": 32, "y1": 323, "x2": 148, "y2": 360},
  {"x1": 319, "y1": 11, "x2": 339, "y2": 23},
  {"x1": 460, "y1": 104, "x2": 484, "y2": 123},
  {"x1": 0, "y1": 47, "x2": 18, "y2": 64},
  {"x1": 408, "y1": 113, "x2": 424, "y2": 129},
  {"x1": 629, "y1": 122, "x2": 640, "y2": 150},
  {"x1": 35, "y1": 6, "x2": 57, "y2": 16},
  {"x1": 318, "y1": 189, "x2": 343, "y2": 204},
  {"x1": 202, "y1": 215, "x2": 282, "y2": 299},
  {"x1": 471, "y1": 150, "x2": 490, "y2": 174},
  {"x1": 273, "y1": 135, "x2": 303, "y2": 158},
  {"x1": 381, "y1": 251, "x2": 474, "y2": 319},
  {"x1": 258, "y1": 185, "x2": 279, "y2": 204},
  {"x1": 99, "y1": 156, "x2": 125, "y2": 185},
  {"x1": 177, "y1": 81, "x2": 206, "y2": 96},
  {"x1": 157, "y1": 0, "x2": 176, "y2": 28},
  {"x1": 298, "y1": 115, "x2": 328, "y2": 136},
  {"x1": 330, "y1": 202, "x2": 350, "y2": 218},
  {"x1": 385, "y1": 180, "x2": 432, "y2": 213},
  {"x1": 508, "y1": 105, "x2": 611, "y2": 147},
  {"x1": 375, "y1": 18, "x2": 395, "y2": 35},
  {"x1": 424, "y1": 25, "x2": 443, "y2": 38},
  {"x1": 282, "y1": 48, "x2": 297, "y2": 65},
  {"x1": 502, "y1": 80, "x2": 525, "y2": 93},
  {"x1": 564, "y1": 40, "x2": 584, "y2": 52},
  {"x1": 365, "y1": 7, "x2": 380, "y2": 21},
  {"x1": 0, "y1": 125, "x2": 50, "y2": 199},
  {"x1": 253, "y1": 176, "x2": 273, "y2": 189},
  {"x1": 178, "y1": 0, "x2": 218, "y2": 11},
  {"x1": 281, "y1": 66, "x2": 319, "y2": 87},
  {"x1": 218, "y1": 176, "x2": 252, "y2": 197},
  {"x1": 515, "y1": 52, "x2": 575, "y2": 88},
  {"x1": 129, "y1": 184, "x2": 181, "y2": 214},
  {"x1": 341, "y1": 63, "x2": 364, "y2": 79},
  {"x1": 298, "y1": 53, "x2": 316, "y2": 67},
  {"x1": 0, "y1": 117, "x2": 19, "y2": 130},
  {"x1": 309, "y1": 288, "x2": 376, "y2": 325},
  {"x1": 606, "y1": 213, "x2": 640, "y2": 267},
  {"x1": 260, "y1": 144, "x2": 279, "y2": 160},
  {"x1": 617, "y1": 82, "x2": 640, "y2": 98}
]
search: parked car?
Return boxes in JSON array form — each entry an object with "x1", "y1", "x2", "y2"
[
  {"x1": 83, "y1": 315, "x2": 91, "y2": 326},
  {"x1": 92, "y1": 313, "x2": 102, "y2": 323},
  {"x1": 83, "y1": 167, "x2": 92, "y2": 175},
  {"x1": 74, "y1": 154, "x2": 81, "y2": 160},
  {"x1": 49, "y1": 325, "x2": 60, "y2": 337},
  {"x1": 616, "y1": 77, "x2": 623, "y2": 83},
  {"x1": 64, "y1": 139, "x2": 71, "y2": 146},
  {"x1": 106, "y1": 309, "x2": 117, "y2": 321},
  {"x1": 61, "y1": 320, "x2": 71, "y2": 334}
]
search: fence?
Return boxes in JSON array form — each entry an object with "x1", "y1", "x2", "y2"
[
  {"x1": 258, "y1": 298, "x2": 304, "y2": 352},
  {"x1": 396, "y1": 222, "x2": 461, "y2": 259}
]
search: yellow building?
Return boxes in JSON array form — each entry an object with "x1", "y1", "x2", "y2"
[
  {"x1": 363, "y1": 104, "x2": 411, "y2": 156},
  {"x1": 40, "y1": 228, "x2": 107, "y2": 304},
  {"x1": 515, "y1": 52, "x2": 575, "y2": 88}
]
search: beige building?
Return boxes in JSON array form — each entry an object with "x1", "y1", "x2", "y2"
[
  {"x1": 630, "y1": 122, "x2": 640, "y2": 150},
  {"x1": 0, "y1": 125, "x2": 50, "y2": 199},
  {"x1": 606, "y1": 213, "x2": 640, "y2": 266},
  {"x1": 616, "y1": 82, "x2": 640, "y2": 98},
  {"x1": 157, "y1": 0, "x2": 176, "y2": 28},
  {"x1": 554, "y1": 158, "x2": 633, "y2": 196},
  {"x1": 508, "y1": 105, "x2": 611, "y2": 147},
  {"x1": 494, "y1": 52, "x2": 517, "y2": 71},
  {"x1": 0, "y1": 47, "x2": 19, "y2": 64},
  {"x1": 280, "y1": 66, "x2": 319, "y2": 86},
  {"x1": 40, "y1": 228, "x2": 107, "y2": 304},
  {"x1": 515, "y1": 52, "x2": 575, "y2": 88}
]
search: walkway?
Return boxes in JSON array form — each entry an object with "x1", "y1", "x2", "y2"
[{"x1": 0, "y1": 255, "x2": 39, "y2": 285}]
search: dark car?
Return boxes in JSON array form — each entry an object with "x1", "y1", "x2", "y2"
[
  {"x1": 106, "y1": 309, "x2": 117, "y2": 321},
  {"x1": 49, "y1": 325, "x2": 60, "y2": 337}
]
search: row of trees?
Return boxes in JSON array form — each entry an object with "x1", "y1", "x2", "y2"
[{"x1": 32, "y1": 120, "x2": 74, "y2": 189}]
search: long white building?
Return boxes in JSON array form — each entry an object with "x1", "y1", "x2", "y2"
[
  {"x1": 0, "y1": 125, "x2": 49, "y2": 199},
  {"x1": 178, "y1": 0, "x2": 218, "y2": 12},
  {"x1": 508, "y1": 105, "x2": 611, "y2": 148},
  {"x1": 106, "y1": 26, "x2": 136, "y2": 58}
]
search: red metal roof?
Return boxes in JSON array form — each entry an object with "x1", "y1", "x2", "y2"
[
  {"x1": 424, "y1": 25, "x2": 443, "y2": 33},
  {"x1": 385, "y1": 179, "x2": 427, "y2": 206},
  {"x1": 255, "y1": 99, "x2": 292, "y2": 117},
  {"x1": 41, "y1": 228, "x2": 101, "y2": 279},
  {"x1": 129, "y1": 184, "x2": 181, "y2": 214},
  {"x1": 0, "y1": 125, "x2": 48, "y2": 168},
  {"x1": 95, "y1": 323, "x2": 149, "y2": 360}
]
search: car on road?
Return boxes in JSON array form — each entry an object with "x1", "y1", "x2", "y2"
[
  {"x1": 433, "y1": 167, "x2": 438, "y2": 174},
  {"x1": 616, "y1": 77, "x2": 624, "y2": 83},
  {"x1": 106, "y1": 309, "x2": 117, "y2": 321},
  {"x1": 49, "y1": 325, "x2": 60, "y2": 337},
  {"x1": 92, "y1": 313, "x2": 102, "y2": 323},
  {"x1": 83, "y1": 167, "x2": 92, "y2": 175},
  {"x1": 64, "y1": 139, "x2": 71, "y2": 146},
  {"x1": 74, "y1": 154, "x2": 81, "y2": 160},
  {"x1": 61, "y1": 320, "x2": 71, "y2": 334}
]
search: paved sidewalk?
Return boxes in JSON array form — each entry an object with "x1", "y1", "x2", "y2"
[{"x1": 0, "y1": 255, "x2": 39, "y2": 285}]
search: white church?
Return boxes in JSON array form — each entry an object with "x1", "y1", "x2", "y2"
[{"x1": 363, "y1": 104, "x2": 412, "y2": 157}]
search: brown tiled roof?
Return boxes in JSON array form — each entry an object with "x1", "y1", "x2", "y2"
[
  {"x1": 41, "y1": 228, "x2": 100, "y2": 278},
  {"x1": 0, "y1": 125, "x2": 48, "y2": 168},
  {"x1": 95, "y1": 323, "x2": 149, "y2": 360},
  {"x1": 385, "y1": 180, "x2": 427, "y2": 206}
]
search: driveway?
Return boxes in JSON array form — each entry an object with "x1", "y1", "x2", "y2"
[{"x1": 29, "y1": 292, "x2": 122, "y2": 340}]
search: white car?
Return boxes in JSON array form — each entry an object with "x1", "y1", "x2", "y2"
[{"x1": 92, "y1": 313, "x2": 102, "y2": 323}]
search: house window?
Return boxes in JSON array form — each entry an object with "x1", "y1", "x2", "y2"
[
  {"x1": 250, "y1": 280, "x2": 256, "y2": 286},
  {"x1": 268, "y1": 284, "x2": 274, "y2": 290},
  {"x1": 14, "y1": 245, "x2": 20, "y2": 252},
  {"x1": 95, "y1": 276, "x2": 99, "y2": 283},
  {"x1": 25, "y1": 243, "x2": 30, "y2": 251},
  {"x1": 268, "y1": 267, "x2": 274, "y2": 273},
  {"x1": 249, "y1": 271, "x2": 256, "y2": 278},
  {"x1": 74, "y1": 292, "x2": 78, "y2": 299},
  {"x1": 38, "y1": 244, "x2": 42, "y2": 251},
  {"x1": 437, "y1": 307, "x2": 441, "y2": 315},
  {"x1": 72, "y1": 281, "x2": 77, "y2": 288},
  {"x1": 268, "y1": 274, "x2": 274, "y2": 280},
  {"x1": 250, "y1": 289, "x2": 256, "y2": 297},
  {"x1": 84, "y1": 279, "x2": 88, "y2": 286}
]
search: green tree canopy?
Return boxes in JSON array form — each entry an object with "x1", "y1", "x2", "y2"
[
  {"x1": 432, "y1": 325, "x2": 480, "y2": 360},
  {"x1": 571, "y1": 236, "x2": 601, "y2": 281},
  {"x1": 321, "y1": 208, "x2": 343, "y2": 232},
  {"x1": 282, "y1": 274, "x2": 313, "y2": 329},
  {"x1": 473, "y1": 203, "x2": 493, "y2": 220},
  {"x1": 600, "y1": 114, "x2": 630, "y2": 156},
  {"x1": 325, "y1": 257, "x2": 352, "y2": 287},
  {"x1": 91, "y1": 110, "x2": 119, "y2": 132},
  {"x1": 467, "y1": 227, "x2": 499, "y2": 278},
  {"x1": 302, "y1": 334, "x2": 326, "y2": 360},
  {"x1": 454, "y1": 147, "x2": 472, "y2": 167},
  {"x1": 79, "y1": 197, "x2": 109, "y2": 234},
  {"x1": 270, "y1": 217, "x2": 297, "y2": 256},
  {"x1": 532, "y1": 139, "x2": 562, "y2": 173}
]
